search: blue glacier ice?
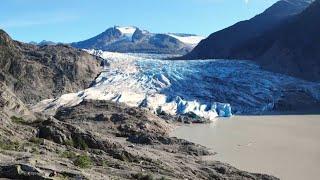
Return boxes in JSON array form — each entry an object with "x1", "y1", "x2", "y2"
[
  {"x1": 33, "y1": 50, "x2": 320, "y2": 120},
  {"x1": 212, "y1": 103, "x2": 232, "y2": 117}
]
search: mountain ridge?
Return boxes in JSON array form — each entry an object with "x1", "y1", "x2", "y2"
[
  {"x1": 181, "y1": 0, "x2": 313, "y2": 60},
  {"x1": 229, "y1": 0, "x2": 320, "y2": 81},
  {"x1": 71, "y1": 26, "x2": 204, "y2": 54}
]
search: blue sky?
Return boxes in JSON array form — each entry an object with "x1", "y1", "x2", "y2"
[{"x1": 0, "y1": 0, "x2": 278, "y2": 43}]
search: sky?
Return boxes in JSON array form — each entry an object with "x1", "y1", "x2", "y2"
[{"x1": 0, "y1": 0, "x2": 278, "y2": 43}]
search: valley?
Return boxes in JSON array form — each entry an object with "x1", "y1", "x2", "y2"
[{"x1": 1, "y1": 0, "x2": 320, "y2": 179}]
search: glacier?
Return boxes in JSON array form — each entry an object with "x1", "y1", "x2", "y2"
[
  {"x1": 33, "y1": 49, "x2": 320, "y2": 121},
  {"x1": 33, "y1": 50, "x2": 232, "y2": 121}
]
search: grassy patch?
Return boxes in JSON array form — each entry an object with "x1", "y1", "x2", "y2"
[
  {"x1": 101, "y1": 160, "x2": 109, "y2": 167},
  {"x1": 30, "y1": 147, "x2": 40, "y2": 154},
  {"x1": 73, "y1": 154, "x2": 93, "y2": 168},
  {"x1": 29, "y1": 137, "x2": 44, "y2": 145},
  {"x1": 10, "y1": 116, "x2": 26, "y2": 125},
  {"x1": 0, "y1": 139, "x2": 23, "y2": 151},
  {"x1": 63, "y1": 139, "x2": 74, "y2": 147},
  {"x1": 60, "y1": 151, "x2": 77, "y2": 159}
]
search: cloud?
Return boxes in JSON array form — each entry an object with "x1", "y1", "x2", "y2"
[{"x1": 244, "y1": 0, "x2": 250, "y2": 4}]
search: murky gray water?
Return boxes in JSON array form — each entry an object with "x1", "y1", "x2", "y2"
[{"x1": 171, "y1": 115, "x2": 320, "y2": 180}]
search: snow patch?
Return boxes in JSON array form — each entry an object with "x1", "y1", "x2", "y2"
[
  {"x1": 116, "y1": 26, "x2": 137, "y2": 39},
  {"x1": 168, "y1": 34, "x2": 205, "y2": 46}
]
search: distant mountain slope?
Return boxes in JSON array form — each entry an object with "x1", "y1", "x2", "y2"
[
  {"x1": 29, "y1": 40, "x2": 62, "y2": 46},
  {"x1": 182, "y1": 0, "x2": 312, "y2": 59},
  {"x1": 231, "y1": 0, "x2": 320, "y2": 82},
  {"x1": 71, "y1": 26, "x2": 204, "y2": 54},
  {"x1": 0, "y1": 29, "x2": 102, "y2": 104}
]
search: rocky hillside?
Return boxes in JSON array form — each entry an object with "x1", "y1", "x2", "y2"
[
  {"x1": 182, "y1": 0, "x2": 312, "y2": 60},
  {"x1": 230, "y1": 0, "x2": 320, "y2": 82},
  {"x1": 71, "y1": 26, "x2": 204, "y2": 54},
  {"x1": 0, "y1": 30, "x2": 102, "y2": 104},
  {"x1": 0, "y1": 99, "x2": 279, "y2": 179}
]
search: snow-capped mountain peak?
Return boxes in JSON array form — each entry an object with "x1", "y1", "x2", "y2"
[
  {"x1": 71, "y1": 26, "x2": 206, "y2": 54},
  {"x1": 115, "y1": 26, "x2": 137, "y2": 38}
]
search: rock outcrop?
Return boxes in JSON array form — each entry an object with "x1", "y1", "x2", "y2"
[
  {"x1": 0, "y1": 29, "x2": 102, "y2": 104},
  {"x1": 0, "y1": 164, "x2": 48, "y2": 180},
  {"x1": 0, "y1": 82, "x2": 34, "y2": 120}
]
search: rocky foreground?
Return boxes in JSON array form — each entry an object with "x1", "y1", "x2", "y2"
[
  {"x1": 0, "y1": 97, "x2": 279, "y2": 180},
  {"x1": 0, "y1": 29, "x2": 278, "y2": 179}
]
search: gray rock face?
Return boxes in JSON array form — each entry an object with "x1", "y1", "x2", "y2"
[
  {"x1": 38, "y1": 117, "x2": 118, "y2": 151},
  {"x1": 0, "y1": 82, "x2": 35, "y2": 119},
  {"x1": 0, "y1": 164, "x2": 48, "y2": 180},
  {"x1": 0, "y1": 29, "x2": 102, "y2": 104},
  {"x1": 53, "y1": 100, "x2": 169, "y2": 138}
]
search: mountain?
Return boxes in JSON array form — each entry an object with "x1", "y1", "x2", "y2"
[
  {"x1": 229, "y1": 0, "x2": 320, "y2": 82},
  {"x1": 182, "y1": 0, "x2": 313, "y2": 59},
  {"x1": 0, "y1": 29, "x2": 102, "y2": 104},
  {"x1": 71, "y1": 26, "x2": 204, "y2": 54},
  {"x1": 29, "y1": 40, "x2": 64, "y2": 46}
]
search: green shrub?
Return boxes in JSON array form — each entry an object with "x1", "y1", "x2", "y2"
[
  {"x1": 73, "y1": 137, "x2": 88, "y2": 150},
  {"x1": 73, "y1": 155, "x2": 92, "y2": 168}
]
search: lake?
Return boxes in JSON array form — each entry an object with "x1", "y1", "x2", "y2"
[{"x1": 171, "y1": 115, "x2": 320, "y2": 180}]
